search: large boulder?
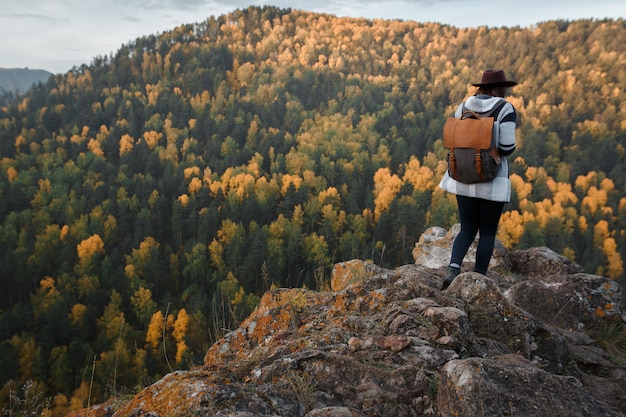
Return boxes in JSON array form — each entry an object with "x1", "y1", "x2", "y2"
[
  {"x1": 505, "y1": 273, "x2": 623, "y2": 331},
  {"x1": 437, "y1": 355, "x2": 618, "y2": 417},
  {"x1": 510, "y1": 246, "x2": 584, "y2": 277},
  {"x1": 412, "y1": 224, "x2": 511, "y2": 273},
  {"x1": 331, "y1": 259, "x2": 391, "y2": 292}
]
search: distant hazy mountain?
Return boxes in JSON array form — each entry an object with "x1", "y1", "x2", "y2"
[{"x1": 0, "y1": 67, "x2": 52, "y2": 94}]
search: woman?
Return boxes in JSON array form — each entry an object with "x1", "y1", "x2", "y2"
[{"x1": 438, "y1": 69, "x2": 518, "y2": 289}]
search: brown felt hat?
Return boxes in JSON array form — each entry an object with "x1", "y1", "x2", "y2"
[{"x1": 472, "y1": 69, "x2": 518, "y2": 87}]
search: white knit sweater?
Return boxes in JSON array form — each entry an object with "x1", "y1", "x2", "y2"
[{"x1": 438, "y1": 95, "x2": 518, "y2": 202}]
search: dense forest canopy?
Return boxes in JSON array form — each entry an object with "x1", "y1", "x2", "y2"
[{"x1": 0, "y1": 6, "x2": 625, "y2": 415}]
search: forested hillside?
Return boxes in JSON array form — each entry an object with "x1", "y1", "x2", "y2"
[{"x1": 0, "y1": 6, "x2": 624, "y2": 415}]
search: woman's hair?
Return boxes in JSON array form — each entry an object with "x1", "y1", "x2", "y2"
[{"x1": 477, "y1": 86, "x2": 507, "y2": 97}]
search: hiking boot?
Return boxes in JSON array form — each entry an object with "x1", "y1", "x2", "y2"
[{"x1": 441, "y1": 266, "x2": 460, "y2": 290}]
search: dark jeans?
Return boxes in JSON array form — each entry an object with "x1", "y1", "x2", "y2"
[{"x1": 450, "y1": 195, "x2": 505, "y2": 274}]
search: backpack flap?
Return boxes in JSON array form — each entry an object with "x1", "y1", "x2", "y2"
[{"x1": 443, "y1": 113, "x2": 494, "y2": 150}]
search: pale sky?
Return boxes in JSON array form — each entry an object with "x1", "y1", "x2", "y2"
[{"x1": 1, "y1": 0, "x2": 624, "y2": 74}]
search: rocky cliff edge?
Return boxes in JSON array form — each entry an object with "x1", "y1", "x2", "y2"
[{"x1": 75, "y1": 225, "x2": 625, "y2": 417}]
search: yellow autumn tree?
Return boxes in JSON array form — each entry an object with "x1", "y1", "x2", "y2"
[
  {"x1": 498, "y1": 210, "x2": 527, "y2": 248},
  {"x1": 582, "y1": 186, "x2": 609, "y2": 216},
  {"x1": 280, "y1": 173, "x2": 303, "y2": 196},
  {"x1": 31, "y1": 276, "x2": 62, "y2": 319},
  {"x1": 373, "y1": 167, "x2": 402, "y2": 221},
  {"x1": 142, "y1": 130, "x2": 162, "y2": 150},
  {"x1": 178, "y1": 193, "x2": 190, "y2": 207},
  {"x1": 603, "y1": 238, "x2": 624, "y2": 279},
  {"x1": 183, "y1": 166, "x2": 201, "y2": 179},
  {"x1": 6, "y1": 165, "x2": 18, "y2": 182},
  {"x1": 87, "y1": 138, "x2": 104, "y2": 157},
  {"x1": 188, "y1": 177, "x2": 202, "y2": 194},
  {"x1": 15, "y1": 134, "x2": 27, "y2": 152},
  {"x1": 403, "y1": 156, "x2": 434, "y2": 192},
  {"x1": 594, "y1": 220, "x2": 624, "y2": 279},
  {"x1": 318, "y1": 186, "x2": 341, "y2": 206},
  {"x1": 228, "y1": 172, "x2": 255, "y2": 199},
  {"x1": 208, "y1": 238, "x2": 226, "y2": 273},
  {"x1": 172, "y1": 309, "x2": 189, "y2": 363},
  {"x1": 119, "y1": 133, "x2": 134, "y2": 156},
  {"x1": 146, "y1": 310, "x2": 164, "y2": 351},
  {"x1": 76, "y1": 234, "x2": 105, "y2": 272},
  {"x1": 546, "y1": 179, "x2": 578, "y2": 206},
  {"x1": 69, "y1": 303, "x2": 87, "y2": 326},
  {"x1": 574, "y1": 171, "x2": 598, "y2": 195}
]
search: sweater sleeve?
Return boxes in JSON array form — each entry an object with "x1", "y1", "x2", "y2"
[{"x1": 497, "y1": 103, "x2": 517, "y2": 156}]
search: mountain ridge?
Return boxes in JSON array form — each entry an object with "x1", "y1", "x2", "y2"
[{"x1": 0, "y1": 67, "x2": 52, "y2": 95}]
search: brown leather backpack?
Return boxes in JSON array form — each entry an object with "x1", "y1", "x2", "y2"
[{"x1": 443, "y1": 100, "x2": 506, "y2": 184}]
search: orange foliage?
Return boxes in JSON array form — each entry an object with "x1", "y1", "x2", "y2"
[
  {"x1": 510, "y1": 174, "x2": 532, "y2": 201},
  {"x1": 403, "y1": 157, "x2": 434, "y2": 191},
  {"x1": 173, "y1": 309, "x2": 189, "y2": 363},
  {"x1": 373, "y1": 167, "x2": 402, "y2": 220},
  {"x1": 143, "y1": 130, "x2": 162, "y2": 150},
  {"x1": 188, "y1": 177, "x2": 202, "y2": 194},
  {"x1": 119, "y1": 134, "x2": 134, "y2": 156},
  {"x1": 497, "y1": 210, "x2": 526, "y2": 248},
  {"x1": 76, "y1": 234, "x2": 105, "y2": 264},
  {"x1": 582, "y1": 186, "x2": 609, "y2": 216},
  {"x1": 87, "y1": 138, "x2": 104, "y2": 157},
  {"x1": 146, "y1": 311, "x2": 164, "y2": 350}
]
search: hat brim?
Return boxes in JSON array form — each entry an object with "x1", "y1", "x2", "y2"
[{"x1": 472, "y1": 81, "x2": 518, "y2": 87}]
